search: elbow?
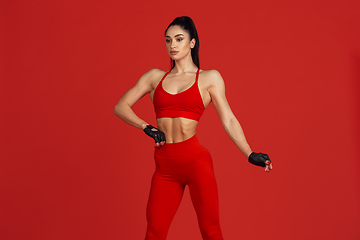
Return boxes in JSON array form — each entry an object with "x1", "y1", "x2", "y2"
[
  {"x1": 113, "y1": 105, "x2": 118, "y2": 116},
  {"x1": 114, "y1": 101, "x2": 130, "y2": 119},
  {"x1": 113, "y1": 104, "x2": 122, "y2": 117},
  {"x1": 221, "y1": 115, "x2": 236, "y2": 131},
  {"x1": 222, "y1": 114, "x2": 234, "y2": 125}
]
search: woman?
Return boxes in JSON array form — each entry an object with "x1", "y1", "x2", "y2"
[{"x1": 114, "y1": 16, "x2": 272, "y2": 240}]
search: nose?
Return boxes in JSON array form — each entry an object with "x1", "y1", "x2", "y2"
[{"x1": 170, "y1": 39, "x2": 177, "y2": 49}]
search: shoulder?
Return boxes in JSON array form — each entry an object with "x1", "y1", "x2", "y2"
[
  {"x1": 199, "y1": 69, "x2": 224, "y2": 87},
  {"x1": 141, "y1": 68, "x2": 166, "y2": 81},
  {"x1": 147, "y1": 68, "x2": 166, "y2": 75},
  {"x1": 136, "y1": 68, "x2": 166, "y2": 85}
]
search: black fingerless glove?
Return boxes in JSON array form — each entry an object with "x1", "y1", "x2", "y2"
[
  {"x1": 143, "y1": 125, "x2": 166, "y2": 143},
  {"x1": 248, "y1": 152, "x2": 271, "y2": 167}
]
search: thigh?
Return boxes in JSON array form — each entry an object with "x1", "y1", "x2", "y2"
[
  {"x1": 188, "y1": 149, "x2": 220, "y2": 226},
  {"x1": 146, "y1": 173, "x2": 185, "y2": 235}
]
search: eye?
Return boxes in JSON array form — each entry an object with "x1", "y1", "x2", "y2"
[
  {"x1": 166, "y1": 39, "x2": 171, "y2": 43},
  {"x1": 176, "y1": 38, "x2": 183, "y2": 42}
]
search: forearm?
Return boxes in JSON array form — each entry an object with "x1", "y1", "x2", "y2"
[
  {"x1": 114, "y1": 102, "x2": 148, "y2": 130},
  {"x1": 222, "y1": 116, "x2": 252, "y2": 158}
]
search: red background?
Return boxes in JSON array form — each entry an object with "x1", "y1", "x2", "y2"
[{"x1": 1, "y1": 0, "x2": 360, "y2": 239}]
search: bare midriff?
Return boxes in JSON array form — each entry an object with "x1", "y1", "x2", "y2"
[{"x1": 156, "y1": 117, "x2": 198, "y2": 143}]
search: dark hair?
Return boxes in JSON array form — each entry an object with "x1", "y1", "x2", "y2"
[{"x1": 165, "y1": 16, "x2": 200, "y2": 69}]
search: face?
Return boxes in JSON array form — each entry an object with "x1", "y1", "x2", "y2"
[{"x1": 165, "y1": 25, "x2": 195, "y2": 61}]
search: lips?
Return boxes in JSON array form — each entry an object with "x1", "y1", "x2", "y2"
[{"x1": 170, "y1": 51, "x2": 179, "y2": 55}]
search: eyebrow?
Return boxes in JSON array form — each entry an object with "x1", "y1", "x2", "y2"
[{"x1": 165, "y1": 34, "x2": 185, "y2": 38}]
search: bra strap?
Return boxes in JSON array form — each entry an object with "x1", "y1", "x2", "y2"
[
  {"x1": 195, "y1": 68, "x2": 200, "y2": 82},
  {"x1": 160, "y1": 71, "x2": 170, "y2": 82}
]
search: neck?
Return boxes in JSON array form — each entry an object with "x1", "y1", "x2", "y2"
[{"x1": 172, "y1": 54, "x2": 197, "y2": 74}]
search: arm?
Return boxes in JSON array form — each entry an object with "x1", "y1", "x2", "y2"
[
  {"x1": 113, "y1": 69, "x2": 156, "y2": 130},
  {"x1": 207, "y1": 70, "x2": 272, "y2": 171},
  {"x1": 207, "y1": 70, "x2": 252, "y2": 158},
  {"x1": 114, "y1": 69, "x2": 166, "y2": 147}
]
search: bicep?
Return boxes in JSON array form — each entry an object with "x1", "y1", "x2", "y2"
[
  {"x1": 208, "y1": 72, "x2": 235, "y2": 122},
  {"x1": 118, "y1": 70, "x2": 156, "y2": 107}
]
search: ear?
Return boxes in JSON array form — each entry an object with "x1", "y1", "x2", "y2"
[{"x1": 190, "y1": 38, "x2": 196, "y2": 49}]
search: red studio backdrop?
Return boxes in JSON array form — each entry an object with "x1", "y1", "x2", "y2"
[{"x1": 1, "y1": 1, "x2": 360, "y2": 240}]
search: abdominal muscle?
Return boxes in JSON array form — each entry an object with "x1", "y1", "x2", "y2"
[{"x1": 156, "y1": 117, "x2": 198, "y2": 143}]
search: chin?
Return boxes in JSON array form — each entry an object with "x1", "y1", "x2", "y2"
[{"x1": 169, "y1": 55, "x2": 181, "y2": 61}]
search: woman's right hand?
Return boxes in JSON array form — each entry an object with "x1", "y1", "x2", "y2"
[{"x1": 143, "y1": 125, "x2": 166, "y2": 147}]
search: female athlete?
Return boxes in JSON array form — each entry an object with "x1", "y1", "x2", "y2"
[{"x1": 114, "y1": 16, "x2": 273, "y2": 240}]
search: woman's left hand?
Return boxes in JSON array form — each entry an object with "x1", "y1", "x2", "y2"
[{"x1": 248, "y1": 152, "x2": 273, "y2": 172}]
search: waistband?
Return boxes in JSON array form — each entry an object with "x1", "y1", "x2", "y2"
[{"x1": 155, "y1": 134, "x2": 201, "y2": 154}]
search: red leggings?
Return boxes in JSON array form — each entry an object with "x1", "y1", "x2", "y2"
[{"x1": 145, "y1": 135, "x2": 224, "y2": 240}]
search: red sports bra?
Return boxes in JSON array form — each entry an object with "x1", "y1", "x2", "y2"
[{"x1": 153, "y1": 68, "x2": 205, "y2": 121}]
